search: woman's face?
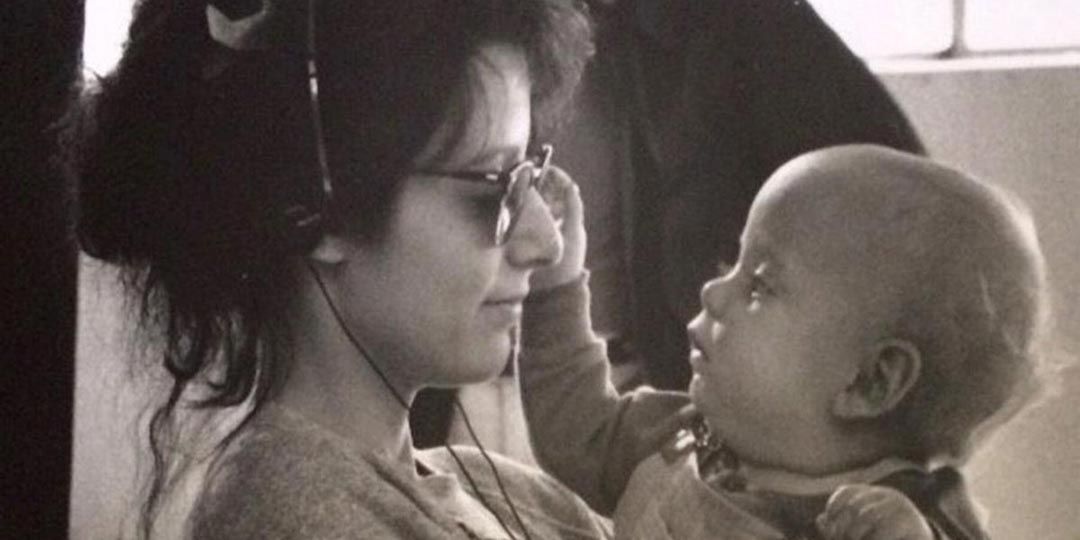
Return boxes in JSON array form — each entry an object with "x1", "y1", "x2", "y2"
[{"x1": 329, "y1": 43, "x2": 562, "y2": 395}]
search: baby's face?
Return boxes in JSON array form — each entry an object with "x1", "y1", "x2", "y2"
[{"x1": 686, "y1": 162, "x2": 894, "y2": 468}]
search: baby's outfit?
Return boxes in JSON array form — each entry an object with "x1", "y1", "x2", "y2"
[{"x1": 520, "y1": 276, "x2": 988, "y2": 539}]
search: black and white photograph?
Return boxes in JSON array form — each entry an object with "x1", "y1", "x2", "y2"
[{"x1": 6, "y1": 1, "x2": 1080, "y2": 538}]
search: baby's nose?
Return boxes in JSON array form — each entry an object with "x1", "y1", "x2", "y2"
[{"x1": 700, "y1": 277, "x2": 729, "y2": 319}]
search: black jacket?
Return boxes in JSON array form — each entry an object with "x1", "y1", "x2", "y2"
[{"x1": 555, "y1": 0, "x2": 926, "y2": 389}]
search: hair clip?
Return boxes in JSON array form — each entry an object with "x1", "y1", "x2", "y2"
[
  {"x1": 207, "y1": 0, "x2": 276, "y2": 51},
  {"x1": 201, "y1": 0, "x2": 307, "y2": 79}
]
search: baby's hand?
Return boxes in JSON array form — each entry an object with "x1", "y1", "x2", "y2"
[
  {"x1": 815, "y1": 484, "x2": 934, "y2": 540},
  {"x1": 530, "y1": 165, "x2": 586, "y2": 291}
]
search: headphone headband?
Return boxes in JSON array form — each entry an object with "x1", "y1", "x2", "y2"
[{"x1": 206, "y1": 0, "x2": 333, "y2": 252}]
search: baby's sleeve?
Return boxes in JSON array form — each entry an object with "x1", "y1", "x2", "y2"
[{"x1": 520, "y1": 274, "x2": 690, "y2": 514}]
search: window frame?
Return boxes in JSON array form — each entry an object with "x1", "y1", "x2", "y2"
[{"x1": 810, "y1": 0, "x2": 1080, "y2": 60}]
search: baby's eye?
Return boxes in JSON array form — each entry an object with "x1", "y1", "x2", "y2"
[{"x1": 748, "y1": 275, "x2": 771, "y2": 307}]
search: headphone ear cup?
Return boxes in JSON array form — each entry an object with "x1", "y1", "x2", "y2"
[{"x1": 281, "y1": 203, "x2": 325, "y2": 254}]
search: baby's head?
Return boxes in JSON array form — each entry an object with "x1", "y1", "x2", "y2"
[{"x1": 687, "y1": 144, "x2": 1049, "y2": 472}]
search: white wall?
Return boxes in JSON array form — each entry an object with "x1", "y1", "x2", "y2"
[
  {"x1": 879, "y1": 58, "x2": 1080, "y2": 540},
  {"x1": 73, "y1": 261, "x2": 147, "y2": 539}
]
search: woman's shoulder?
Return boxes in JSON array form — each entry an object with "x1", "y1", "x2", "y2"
[
  {"x1": 419, "y1": 445, "x2": 573, "y2": 499},
  {"x1": 190, "y1": 406, "x2": 456, "y2": 539},
  {"x1": 198, "y1": 404, "x2": 379, "y2": 492},
  {"x1": 420, "y1": 446, "x2": 613, "y2": 539}
]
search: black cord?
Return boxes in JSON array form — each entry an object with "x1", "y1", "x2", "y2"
[
  {"x1": 307, "y1": 262, "x2": 411, "y2": 410},
  {"x1": 443, "y1": 441, "x2": 521, "y2": 540},
  {"x1": 306, "y1": 263, "x2": 533, "y2": 539},
  {"x1": 453, "y1": 397, "x2": 534, "y2": 540},
  {"x1": 300, "y1": 0, "x2": 532, "y2": 535}
]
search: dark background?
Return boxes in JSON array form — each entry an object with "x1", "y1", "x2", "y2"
[{"x1": 2, "y1": 0, "x2": 83, "y2": 537}]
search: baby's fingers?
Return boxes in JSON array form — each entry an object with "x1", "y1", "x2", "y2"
[
  {"x1": 537, "y1": 165, "x2": 580, "y2": 230},
  {"x1": 817, "y1": 485, "x2": 933, "y2": 540},
  {"x1": 530, "y1": 166, "x2": 587, "y2": 291},
  {"x1": 818, "y1": 485, "x2": 891, "y2": 539},
  {"x1": 817, "y1": 497, "x2": 889, "y2": 540}
]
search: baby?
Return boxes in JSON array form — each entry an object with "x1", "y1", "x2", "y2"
[{"x1": 521, "y1": 144, "x2": 1051, "y2": 539}]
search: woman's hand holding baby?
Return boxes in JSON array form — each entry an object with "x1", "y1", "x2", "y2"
[
  {"x1": 530, "y1": 166, "x2": 587, "y2": 291},
  {"x1": 816, "y1": 484, "x2": 934, "y2": 540}
]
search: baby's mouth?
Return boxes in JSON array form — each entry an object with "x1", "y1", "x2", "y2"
[
  {"x1": 708, "y1": 320, "x2": 726, "y2": 343},
  {"x1": 687, "y1": 314, "x2": 725, "y2": 367},
  {"x1": 688, "y1": 334, "x2": 712, "y2": 368}
]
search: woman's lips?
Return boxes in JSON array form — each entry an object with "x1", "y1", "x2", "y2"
[{"x1": 484, "y1": 295, "x2": 526, "y2": 308}]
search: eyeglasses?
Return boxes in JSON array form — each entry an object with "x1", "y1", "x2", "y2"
[
  {"x1": 416, "y1": 144, "x2": 555, "y2": 245},
  {"x1": 300, "y1": 0, "x2": 554, "y2": 247}
]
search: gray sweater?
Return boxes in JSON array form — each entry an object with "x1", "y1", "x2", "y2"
[{"x1": 190, "y1": 404, "x2": 611, "y2": 539}]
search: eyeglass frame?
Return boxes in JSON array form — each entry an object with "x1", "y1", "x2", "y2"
[{"x1": 414, "y1": 143, "x2": 555, "y2": 246}]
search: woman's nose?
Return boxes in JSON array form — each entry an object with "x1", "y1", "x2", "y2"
[
  {"x1": 504, "y1": 188, "x2": 563, "y2": 268},
  {"x1": 700, "y1": 276, "x2": 730, "y2": 320}
]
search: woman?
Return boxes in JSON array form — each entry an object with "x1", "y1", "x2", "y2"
[{"x1": 76, "y1": 0, "x2": 604, "y2": 537}]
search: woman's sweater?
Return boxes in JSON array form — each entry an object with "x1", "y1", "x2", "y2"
[{"x1": 190, "y1": 404, "x2": 611, "y2": 539}]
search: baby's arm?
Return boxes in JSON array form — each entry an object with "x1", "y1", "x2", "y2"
[
  {"x1": 521, "y1": 167, "x2": 691, "y2": 514},
  {"x1": 816, "y1": 484, "x2": 934, "y2": 540}
]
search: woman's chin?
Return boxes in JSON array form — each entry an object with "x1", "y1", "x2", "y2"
[
  {"x1": 464, "y1": 361, "x2": 509, "y2": 385},
  {"x1": 455, "y1": 338, "x2": 513, "y2": 385}
]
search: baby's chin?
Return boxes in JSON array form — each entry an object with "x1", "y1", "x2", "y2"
[
  {"x1": 687, "y1": 377, "x2": 726, "y2": 433},
  {"x1": 686, "y1": 386, "x2": 758, "y2": 461},
  {"x1": 687, "y1": 374, "x2": 718, "y2": 415},
  {"x1": 687, "y1": 374, "x2": 705, "y2": 402}
]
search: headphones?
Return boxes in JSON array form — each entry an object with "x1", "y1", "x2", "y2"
[
  {"x1": 207, "y1": 0, "x2": 332, "y2": 255},
  {"x1": 280, "y1": 201, "x2": 326, "y2": 254}
]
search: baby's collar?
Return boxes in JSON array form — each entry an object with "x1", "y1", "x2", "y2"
[
  {"x1": 666, "y1": 419, "x2": 928, "y2": 497},
  {"x1": 730, "y1": 455, "x2": 927, "y2": 497}
]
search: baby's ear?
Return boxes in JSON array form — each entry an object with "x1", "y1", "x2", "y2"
[{"x1": 832, "y1": 339, "x2": 922, "y2": 419}]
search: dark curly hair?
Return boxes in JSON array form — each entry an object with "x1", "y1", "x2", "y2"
[{"x1": 73, "y1": 0, "x2": 592, "y2": 536}]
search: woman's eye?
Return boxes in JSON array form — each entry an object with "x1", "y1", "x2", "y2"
[{"x1": 471, "y1": 193, "x2": 502, "y2": 219}]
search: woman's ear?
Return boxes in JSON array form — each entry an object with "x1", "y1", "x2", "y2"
[
  {"x1": 309, "y1": 234, "x2": 350, "y2": 265},
  {"x1": 832, "y1": 339, "x2": 922, "y2": 419}
]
